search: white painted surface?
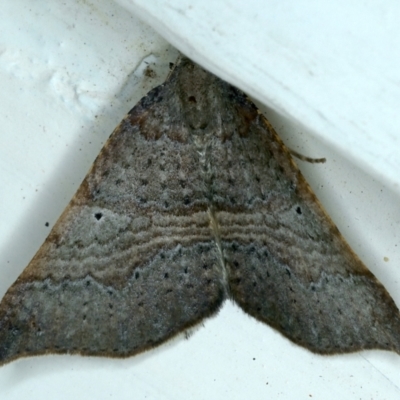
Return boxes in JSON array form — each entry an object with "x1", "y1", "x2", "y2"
[
  {"x1": 120, "y1": 0, "x2": 400, "y2": 192},
  {"x1": 0, "y1": 1, "x2": 399, "y2": 399}
]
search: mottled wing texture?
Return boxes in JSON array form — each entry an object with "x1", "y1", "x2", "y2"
[
  {"x1": 1, "y1": 56, "x2": 400, "y2": 366},
  {"x1": 0, "y1": 58, "x2": 226, "y2": 365},
  {"x1": 209, "y1": 79, "x2": 400, "y2": 354}
]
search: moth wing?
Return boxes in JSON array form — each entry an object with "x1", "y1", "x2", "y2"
[
  {"x1": 0, "y1": 76, "x2": 225, "y2": 366},
  {"x1": 213, "y1": 89, "x2": 400, "y2": 354}
]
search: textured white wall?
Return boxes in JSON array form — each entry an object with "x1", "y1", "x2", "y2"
[{"x1": 120, "y1": 0, "x2": 400, "y2": 190}]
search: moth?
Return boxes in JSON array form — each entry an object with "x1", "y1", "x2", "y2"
[{"x1": 1, "y1": 55, "x2": 399, "y2": 366}]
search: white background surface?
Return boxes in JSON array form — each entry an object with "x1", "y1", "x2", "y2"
[{"x1": 0, "y1": 1, "x2": 400, "y2": 399}]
